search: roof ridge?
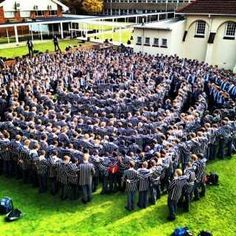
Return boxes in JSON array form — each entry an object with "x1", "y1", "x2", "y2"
[
  {"x1": 176, "y1": 0, "x2": 236, "y2": 15},
  {"x1": 176, "y1": 0, "x2": 198, "y2": 13}
]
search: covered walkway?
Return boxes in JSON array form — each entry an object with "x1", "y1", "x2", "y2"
[{"x1": 0, "y1": 12, "x2": 175, "y2": 45}]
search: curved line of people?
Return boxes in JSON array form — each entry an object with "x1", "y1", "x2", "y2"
[{"x1": 0, "y1": 48, "x2": 236, "y2": 221}]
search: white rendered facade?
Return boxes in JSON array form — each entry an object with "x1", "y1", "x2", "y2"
[{"x1": 133, "y1": 16, "x2": 236, "y2": 71}]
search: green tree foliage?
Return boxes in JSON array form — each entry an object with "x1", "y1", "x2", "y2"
[
  {"x1": 81, "y1": 0, "x2": 103, "y2": 14},
  {"x1": 61, "y1": 0, "x2": 103, "y2": 14}
]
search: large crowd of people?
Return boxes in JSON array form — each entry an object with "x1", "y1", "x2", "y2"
[{"x1": 0, "y1": 46, "x2": 235, "y2": 221}]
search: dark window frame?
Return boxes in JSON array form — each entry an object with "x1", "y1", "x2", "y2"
[
  {"x1": 224, "y1": 22, "x2": 236, "y2": 39},
  {"x1": 195, "y1": 20, "x2": 206, "y2": 38}
]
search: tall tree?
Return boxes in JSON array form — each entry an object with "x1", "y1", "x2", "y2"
[
  {"x1": 81, "y1": 0, "x2": 103, "y2": 14},
  {"x1": 61, "y1": 0, "x2": 103, "y2": 14},
  {"x1": 61, "y1": 0, "x2": 82, "y2": 14}
]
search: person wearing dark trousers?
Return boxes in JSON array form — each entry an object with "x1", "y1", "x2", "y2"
[
  {"x1": 49, "y1": 153, "x2": 61, "y2": 196},
  {"x1": 0, "y1": 136, "x2": 10, "y2": 176},
  {"x1": 137, "y1": 161, "x2": 150, "y2": 209},
  {"x1": 101, "y1": 171, "x2": 109, "y2": 194},
  {"x1": 91, "y1": 156, "x2": 100, "y2": 193},
  {"x1": 224, "y1": 119, "x2": 233, "y2": 157},
  {"x1": 27, "y1": 39, "x2": 34, "y2": 57},
  {"x1": 192, "y1": 154, "x2": 207, "y2": 200},
  {"x1": 178, "y1": 138, "x2": 191, "y2": 173},
  {"x1": 108, "y1": 161, "x2": 119, "y2": 193},
  {"x1": 19, "y1": 139, "x2": 31, "y2": 184},
  {"x1": 57, "y1": 156, "x2": 70, "y2": 200},
  {"x1": 122, "y1": 161, "x2": 138, "y2": 211},
  {"x1": 217, "y1": 119, "x2": 234, "y2": 158},
  {"x1": 36, "y1": 150, "x2": 49, "y2": 193},
  {"x1": 167, "y1": 169, "x2": 187, "y2": 221},
  {"x1": 2, "y1": 133, "x2": 11, "y2": 178},
  {"x1": 208, "y1": 142, "x2": 217, "y2": 160},
  {"x1": 149, "y1": 177, "x2": 161, "y2": 205},
  {"x1": 226, "y1": 139, "x2": 233, "y2": 157},
  {"x1": 149, "y1": 160, "x2": 161, "y2": 205},
  {"x1": 79, "y1": 153, "x2": 95, "y2": 204},
  {"x1": 67, "y1": 158, "x2": 79, "y2": 200},
  {"x1": 217, "y1": 136, "x2": 225, "y2": 159},
  {"x1": 182, "y1": 164, "x2": 196, "y2": 212},
  {"x1": 207, "y1": 124, "x2": 218, "y2": 160},
  {"x1": 99, "y1": 160, "x2": 109, "y2": 194},
  {"x1": 29, "y1": 144, "x2": 39, "y2": 187},
  {"x1": 53, "y1": 35, "x2": 61, "y2": 52}
]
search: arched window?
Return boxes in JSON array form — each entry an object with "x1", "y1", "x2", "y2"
[
  {"x1": 224, "y1": 22, "x2": 236, "y2": 39},
  {"x1": 195, "y1": 20, "x2": 206, "y2": 37}
]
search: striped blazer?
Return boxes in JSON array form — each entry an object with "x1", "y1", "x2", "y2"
[
  {"x1": 122, "y1": 168, "x2": 138, "y2": 192},
  {"x1": 79, "y1": 162, "x2": 95, "y2": 186}
]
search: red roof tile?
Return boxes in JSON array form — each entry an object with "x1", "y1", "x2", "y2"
[{"x1": 177, "y1": 0, "x2": 236, "y2": 15}]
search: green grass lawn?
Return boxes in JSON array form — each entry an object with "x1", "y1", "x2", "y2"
[
  {"x1": 0, "y1": 30, "x2": 133, "y2": 58},
  {"x1": 79, "y1": 23, "x2": 113, "y2": 31},
  {"x1": 79, "y1": 22, "x2": 131, "y2": 31},
  {"x1": 0, "y1": 39, "x2": 92, "y2": 58},
  {"x1": 0, "y1": 156, "x2": 235, "y2": 236},
  {"x1": 91, "y1": 29, "x2": 133, "y2": 44},
  {"x1": 0, "y1": 37, "x2": 15, "y2": 44}
]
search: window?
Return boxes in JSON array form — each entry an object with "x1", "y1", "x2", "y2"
[
  {"x1": 20, "y1": 11, "x2": 31, "y2": 18},
  {"x1": 50, "y1": 10, "x2": 57, "y2": 16},
  {"x1": 153, "y1": 38, "x2": 159, "y2": 47},
  {"x1": 136, "y1": 36, "x2": 142, "y2": 45},
  {"x1": 161, "y1": 38, "x2": 168, "y2": 48},
  {"x1": 224, "y1": 22, "x2": 236, "y2": 39},
  {"x1": 4, "y1": 11, "x2": 15, "y2": 18},
  {"x1": 144, "y1": 37, "x2": 150, "y2": 45},
  {"x1": 36, "y1": 11, "x2": 44, "y2": 16},
  {"x1": 195, "y1": 21, "x2": 206, "y2": 37}
]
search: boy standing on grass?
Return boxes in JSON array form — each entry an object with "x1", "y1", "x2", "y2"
[
  {"x1": 26, "y1": 39, "x2": 34, "y2": 57},
  {"x1": 53, "y1": 35, "x2": 61, "y2": 52},
  {"x1": 79, "y1": 153, "x2": 95, "y2": 204},
  {"x1": 122, "y1": 161, "x2": 138, "y2": 211},
  {"x1": 167, "y1": 169, "x2": 188, "y2": 221}
]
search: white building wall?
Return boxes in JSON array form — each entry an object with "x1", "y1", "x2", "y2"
[
  {"x1": 170, "y1": 20, "x2": 185, "y2": 57},
  {"x1": 133, "y1": 16, "x2": 236, "y2": 71},
  {"x1": 183, "y1": 15, "x2": 236, "y2": 69},
  {"x1": 211, "y1": 22, "x2": 236, "y2": 70},
  {"x1": 184, "y1": 19, "x2": 209, "y2": 62},
  {"x1": 133, "y1": 21, "x2": 185, "y2": 57},
  {"x1": 133, "y1": 28, "x2": 172, "y2": 55}
]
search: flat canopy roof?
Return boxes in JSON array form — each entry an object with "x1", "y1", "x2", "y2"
[
  {"x1": 0, "y1": 12, "x2": 174, "y2": 28},
  {"x1": 134, "y1": 19, "x2": 184, "y2": 31},
  {"x1": 0, "y1": 16, "x2": 96, "y2": 28}
]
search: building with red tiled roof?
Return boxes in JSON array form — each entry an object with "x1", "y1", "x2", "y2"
[
  {"x1": 0, "y1": 0, "x2": 69, "y2": 40},
  {"x1": 0, "y1": 0, "x2": 69, "y2": 24},
  {"x1": 176, "y1": 0, "x2": 236, "y2": 16},
  {"x1": 133, "y1": 0, "x2": 236, "y2": 72}
]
